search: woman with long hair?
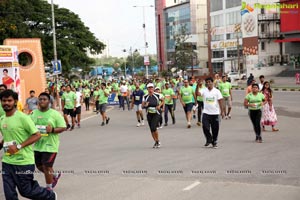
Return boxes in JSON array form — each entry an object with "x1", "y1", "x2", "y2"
[{"x1": 261, "y1": 81, "x2": 279, "y2": 132}]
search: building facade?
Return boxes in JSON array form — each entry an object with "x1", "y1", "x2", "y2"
[
  {"x1": 208, "y1": 0, "x2": 299, "y2": 77},
  {"x1": 155, "y1": 0, "x2": 208, "y2": 75}
]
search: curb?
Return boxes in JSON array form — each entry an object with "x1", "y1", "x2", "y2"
[{"x1": 232, "y1": 87, "x2": 300, "y2": 92}]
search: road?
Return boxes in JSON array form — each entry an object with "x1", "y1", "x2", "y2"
[{"x1": 0, "y1": 91, "x2": 300, "y2": 200}]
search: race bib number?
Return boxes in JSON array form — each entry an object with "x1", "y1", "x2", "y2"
[
  {"x1": 165, "y1": 95, "x2": 171, "y2": 99},
  {"x1": 36, "y1": 125, "x2": 49, "y2": 136},
  {"x1": 135, "y1": 96, "x2": 140, "y2": 101},
  {"x1": 3, "y1": 141, "x2": 17, "y2": 155},
  {"x1": 148, "y1": 107, "x2": 157, "y2": 113},
  {"x1": 183, "y1": 92, "x2": 189, "y2": 96}
]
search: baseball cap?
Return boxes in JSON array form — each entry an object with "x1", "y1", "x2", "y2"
[
  {"x1": 147, "y1": 83, "x2": 154, "y2": 88},
  {"x1": 155, "y1": 87, "x2": 160, "y2": 90}
]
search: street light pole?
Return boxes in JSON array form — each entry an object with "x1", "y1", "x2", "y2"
[
  {"x1": 51, "y1": 0, "x2": 59, "y2": 109},
  {"x1": 133, "y1": 5, "x2": 153, "y2": 79}
]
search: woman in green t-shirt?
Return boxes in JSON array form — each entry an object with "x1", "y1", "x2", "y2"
[{"x1": 244, "y1": 83, "x2": 266, "y2": 143}]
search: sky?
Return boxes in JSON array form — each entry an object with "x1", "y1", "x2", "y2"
[{"x1": 48, "y1": 0, "x2": 157, "y2": 57}]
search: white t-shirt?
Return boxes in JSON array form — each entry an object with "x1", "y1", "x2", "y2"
[
  {"x1": 200, "y1": 87, "x2": 223, "y2": 115},
  {"x1": 120, "y1": 85, "x2": 128, "y2": 93},
  {"x1": 258, "y1": 83, "x2": 263, "y2": 91},
  {"x1": 75, "y1": 91, "x2": 82, "y2": 107}
]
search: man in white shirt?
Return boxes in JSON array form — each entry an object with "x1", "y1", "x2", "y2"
[
  {"x1": 199, "y1": 77, "x2": 224, "y2": 148},
  {"x1": 74, "y1": 88, "x2": 83, "y2": 128},
  {"x1": 120, "y1": 81, "x2": 130, "y2": 110},
  {"x1": 258, "y1": 75, "x2": 265, "y2": 91}
]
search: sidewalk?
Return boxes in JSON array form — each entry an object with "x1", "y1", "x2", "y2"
[{"x1": 234, "y1": 76, "x2": 300, "y2": 91}]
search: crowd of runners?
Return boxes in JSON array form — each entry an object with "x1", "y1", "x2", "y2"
[{"x1": 0, "y1": 73, "x2": 279, "y2": 199}]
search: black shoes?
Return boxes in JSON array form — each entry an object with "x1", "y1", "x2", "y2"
[{"x1": 106, "y1": 117, "x2": 110, "y2": 124}]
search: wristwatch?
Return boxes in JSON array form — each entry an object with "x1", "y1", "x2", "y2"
[{"x1": 16, "y1": 144, "x2": 22, "y2": 150}]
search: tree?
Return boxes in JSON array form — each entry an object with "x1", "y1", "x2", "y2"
[
  {"x1": 171, "y1": 25, "x2": 197, "y2": 76},
  {"x1": 0, "y1": 0, "x2": 105, "y2": 76}
]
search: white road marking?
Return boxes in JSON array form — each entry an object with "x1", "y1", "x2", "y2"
[
  {"x1": 81, "y1": 115, "x2": 98, "y2": 122},
  {"x1": 183, "y1": 181, "x2": 201, "y2": 191},
  {"x1": 81, "y1": 106, "x2": 114, "y2": 122}
]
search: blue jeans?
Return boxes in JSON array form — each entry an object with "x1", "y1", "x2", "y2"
[{"x1": 2, "y1": 162, "x2": 55, "y2": 200}]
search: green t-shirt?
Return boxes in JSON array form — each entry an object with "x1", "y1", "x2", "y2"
[
  {"x1": 196, "y1": 85, "x2": 206, "y2": 102},
  {"x1": 0, "y1": 111, "x2": 38, "y2": 165},
  {"x1": 31, "y1": 109, "x2": 66, "y2": 153},
  {"x1": 245, "y1": 92, "x2": 265, "y2": 110},
  {"x1": 61, "y1": 91, "x2": 77, "y2": 109},
  {"x1": 0, "y1": 103, "x2": 5, "y2": 117},
  {"x1": 99, "y1": 89, "x2": 110, "y2": 104},
  {"x1": 180, "y1": 86, "x2": 194, "y2": 104},
  {"x1": 140, "y1": 83, "x2": 146, "y2": 91},
  {"x1": 162, "y1": 88, "x2": 174, "y2": 105},
  {"x1": 219, "y1": 82, "x2": 232, "y2": 97},
  {"x1": 83, "y1": 88, "x2": 91, "y2": 98},
  {"x1": 93, "y1": 90, "x2": 100, "y2": 100}
]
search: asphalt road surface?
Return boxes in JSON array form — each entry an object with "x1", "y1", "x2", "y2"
[{"x1": 1, "y1": 91, "x2": 299, "y2": 200}]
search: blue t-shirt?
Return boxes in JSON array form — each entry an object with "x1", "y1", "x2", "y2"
[{"x1": 132, "y1": 89, "x2": 144, "y2": 105}]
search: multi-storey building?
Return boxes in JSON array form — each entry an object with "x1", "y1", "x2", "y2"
[
  {"x1": 208, "y1": 0, "x2": 299, "y2": 77},
  {"x1": 155, "y1": 0, "x2": 208, "y2": 75}
]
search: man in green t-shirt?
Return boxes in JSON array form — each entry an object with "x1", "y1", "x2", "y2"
[
  {"x1": 162, "y1": 82, "x2": 175, "y2": 126},
  {"x1": 179, "y1": 79, "x2": 196, "y2": 128},
  {"x1": 99, "y1": 83, "x2": 110, "y2": 126},
  {"x1": 195, "y1": 79, "x2": 206, "y2": 126},
  {"x1": 0, "y1": 90, "x2": 57, "y2": 199},
  {"x1": 61, "y1": 85, "x2": 77, "y2": 131},
  {"x1": 31, "y1": 92, "x2": 66, "y2": 190},
  {"x1": 82, "y1": 85, "x2": 91, "y2": 111},
  {"x1": 219, "y1": 75, "x2": 233, "y2": 119}
]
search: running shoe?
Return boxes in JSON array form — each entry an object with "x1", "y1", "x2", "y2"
[
  {"x1": 153, "y1": 142, "x2": 157, "y2": 148},
  {"x1": 66, "y1": 124, "x2": 71, "y2": 130},
  {"x1": 255, "y1": 136, "x2": 259, "y2": 143},
  {"x1": 204, "y1": 142, "x2": 211, "y2": 147},
  {"x1": 164, "y1": 123, "x2": 168, "y2": 126},
  {"x1": 101, "y1": 122, "x2": 105, "y2": 126},
  {"x1": 258, "y1": 137, "x2": 263, "y2": 143},
  {"x1": 52, "y1": 172, "x2": 61, "y2": 188},
  {"x1": 212, "y1": 144, "x2": 218, "y2": 149},
  {"x1": 136, "y1": 122, "x2": 141, "y2": 127},
  {"x1": 187, "y1": 122, "x2": 191, "y2": 128},
  {"x1": 78, "y1": 123, "x2": 80, "y2": 128},
  {"x1": 193, "y1": 114, "x2": 196, "y2": 119},
  {"x1": 70, "y1": 125, "x2": 74, "y2": 131},
  {"x1": 141, "y1": 120, "x2": 145, "y2": 126},
  {"x1": 156, "y1": 141, "x2": 161, "y2": 148},
  {"x1": 106, "y1": 117, "x2": 110, "y2": 124},
  {"x1": 159, "y1": 125, "x2": 163, "y2": 129},
  {"x1": 197, "y1": 122, "x2": 202, "y2": 126},
  {"x1": 228, "y1": 114, "x2": 231, "y2": 119}
]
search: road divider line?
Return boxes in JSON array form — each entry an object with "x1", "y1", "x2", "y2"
[
  {"x1": 183, "y1": 181, "x2": 201, "y2": 191},
  {"x1": 81, "y1": 106, "x2": 114, "y2": 122}
]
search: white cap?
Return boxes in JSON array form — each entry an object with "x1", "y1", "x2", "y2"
[{"x1": 147, "y1": 83, "x2": 154, "y2": 88}]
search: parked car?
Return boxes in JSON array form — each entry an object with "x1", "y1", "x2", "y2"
[{"x1": 227, "y1": 72, "x2": 246, "y2": 80}]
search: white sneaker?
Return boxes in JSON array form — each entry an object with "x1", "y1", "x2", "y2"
[
  {"x1": 136, "y1": 122, "x2": 140, "y2": 127},
  {"x1": 159, "y1": 125, "x2": 163, "y2": 129},
  {"x1": 141, "y1": 120, "x2": 145, "y2": 126}
]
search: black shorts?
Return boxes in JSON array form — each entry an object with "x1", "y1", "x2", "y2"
[
  {"x1": 147, "y1": 113, "x2": 160, "y2": 132},
  {"x1": 99, "y1": 103, "x2": 107, "y2": 112},
  {"x1": 183, "y1": 103, "x2": 193, "y2": 113},
  {"x1": 63, "y1": 108, "x2": 76, "y2": 117},
  {"x1": 34, "y1": 151, "x2": 57, "y2": 167},
  {"x1": 76, "y1": 106, "x2": 81, "y2": 114}
]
